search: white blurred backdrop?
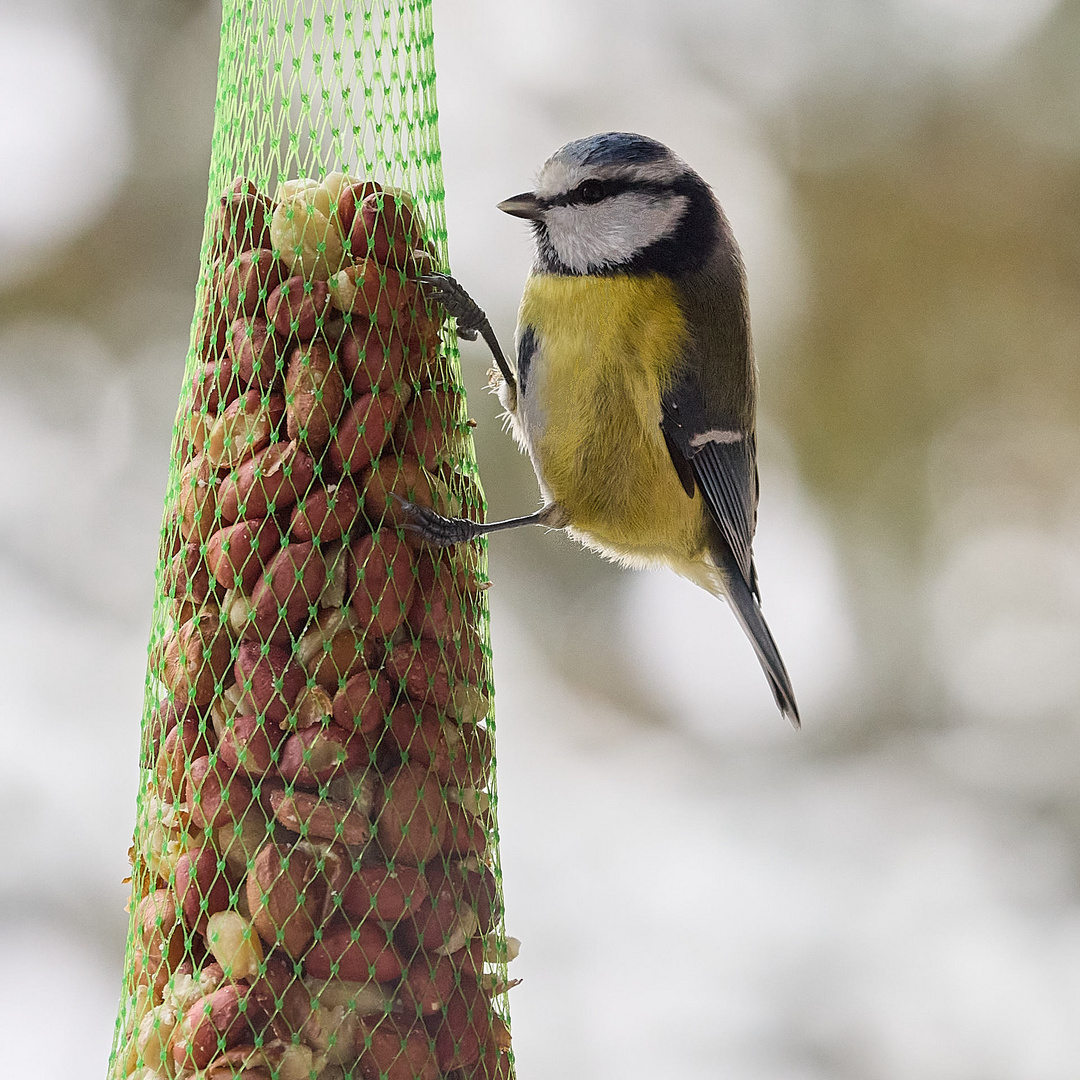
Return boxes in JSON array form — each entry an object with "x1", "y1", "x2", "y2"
[{"x1": 2, "y1": 0, "x2": 1080, "y2": 1076}]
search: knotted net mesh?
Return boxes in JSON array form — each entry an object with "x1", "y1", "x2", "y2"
[{"x1": 107, "y1": 3, "x2": 515, "y2": 1077}]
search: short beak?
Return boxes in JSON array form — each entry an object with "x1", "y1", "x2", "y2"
[{"x1": 497, "y1": 191, "x2": 544, "y2": 221}]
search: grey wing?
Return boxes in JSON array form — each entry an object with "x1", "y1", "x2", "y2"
[
  {"x1": 661, "y1": 387, "x2": 799, "y2": 724},
  {"x1": 690, "y1": 435, "x2": 759, "y2": 597},
  {"x1": 660, "y1": 380, "x2": 760, "y2": 598}
]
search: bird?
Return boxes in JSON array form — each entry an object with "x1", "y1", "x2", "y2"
[{"x1": 408, "y1": 131, "x2": 800, "y2": 725}]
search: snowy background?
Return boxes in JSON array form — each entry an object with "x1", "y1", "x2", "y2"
[{"x1": 2, "y1": 0, "x2": 1080, "y2": 1076}]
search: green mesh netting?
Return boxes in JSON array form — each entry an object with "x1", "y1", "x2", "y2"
[{"x1": 107, "y1": 3, "x2": 517, "y2": 1077}]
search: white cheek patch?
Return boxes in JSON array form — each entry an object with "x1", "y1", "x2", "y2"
[
  {"x1": 545, "y1": 191, "x2": 688, "y2": 273},
  {"x1": 690, "y1": 430, "x2": 744, "y2": 447}
]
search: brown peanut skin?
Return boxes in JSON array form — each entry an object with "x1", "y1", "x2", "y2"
[
  {"x1": 285, "y1": 342, "x2": 346, "y2": 451},
  {"x1": 385, "y1": 638, "x2": 452, "y2": 708},
  {"x1": 233, "y1": 640, "x2": 305, "y2": 724},
  {"x1": 185, "y1": 755, "x2": 254, "y2": 831},
  {"x1": 303, "y1": 916, "x2": 403, "y2": 982},
  {"x1": 307, "y1": 628, "x2": 370, "y2": 691},
  {"x1": 269, "y1": 787, "x2": 370, "y2": 845},
  {"x1": 394, "y1": 387, "x2": 464, "y2": 470},
  {"x1": 267, "y1": 276, "x2": 331, "y2": 340},
  {"x1": 442, "y1": 722, "x2": 493, "y2": 790},
  {"x1": 211, "y1": 184, "x2": 273, "y2": 256},
  {"x1": 230, "y1": 316, "x2": 287, "y2": 390},
  {"x1": 346, "y1": 191, "x2": 422, "y2": 268},
  {"x1": 340, "y1": 863, "x2": 427, "y2": 923},
  {"x1": 164, "y1": 543, "x2": 213, "y2": 606},
  {"x1": 339, "y1": 323, "x2": 407, "y2": 392},
  {"x1": 162, "y1": 611, "x2": 233, "y2": 708},
  {"x1": 348, "y1": 530, "x2": 416, "y2": 640},
  {"x1": 172, "y1": 981, "x2": 269, "y2": 1071},
  {"x1": 434, "y1": 975, "x2": 487, "y2": 1073},
  {"x1": 187, "y1": 360, "x2": 236, "y2": 415},
  {"x1": 401, "y1": 953, "x2": 456, "y2": 1017},
  {"x1": 206, "y1": 389, "x2": 285, "y2": 468},
  {"x1": 375, "y1": 762, "x2": 448, "y2": 865},
  {"x1": 361, "y1": 454, "x2": 434, "y2": 531},
  {"x1": 386, "y1": 704, "x2": 450, "y2": 781},
  {"x1": 406, "y1": 561, "x2": 479, "y2": 642},
  {"x1": 328, "y1": 386, "x2": 409, "y2": 475},
  {"x1": 331, "y1": 670, "x2": 391, "y2": 732},
  {"x1": 133, "y1": 890, "x2": 185, "y2": 997},
  {"x1": 205, "y1": 516, "x2": 283, "y2": 593},
  {"x1": 246, "y1": 842, "x2": 326, "y2": 958},
  {"x1": 357, "y1": 1018, "x2": 439, "y2": 1080},
  {"x1": 223, "y1": 248, "x2": 287, "y2": 317},
  {"x1": 155, "y1": 712, "x2": 212, "y2": 798},
  {"x1": 444, "y1": 801, "x2": 487, "y2": 857},
  {"x1": 195, "y1": 297, "x2": 230, "y2": 365},
  {"x1": 277, "y1": 721, "x2": 366, "y2": 787},
  {"x1": 250, "y1": 541, "x2": 327, "y2": 644},
  {"x1": 175, "y1": 847, "x2": 231, "y2": 935},
  {"x1": 177, "y1": 454, "x2": 219, "y2": 543},
  {"x1": 290, "y1": 477, "x2": 363, "y2": 543},
  {"x1": 216, "y1": 713, "x2": 285, "y2": 777},
  {"x1": 333, "y1": 180, "x2": 382, "y2": 240},
  {"x1": 256, "y1": 955, "x2": 313, "y2": 1035},
  {"x1": 217, "y1": 442, "x2": 315, "y2": 524},
  {"x1": 398, "y1": 871, "x2": 461, "y2": 953}
]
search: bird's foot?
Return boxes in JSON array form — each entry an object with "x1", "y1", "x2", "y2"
[
  {"x1": 419, "y1": 273, "x2": 487, "y2": 341},
  {"x1": 395, "y1": 496, "x2": 487, "y2": 546}
]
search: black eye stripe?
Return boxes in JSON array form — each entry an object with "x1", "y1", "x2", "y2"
[{"x1": 543, "y1": 177, "x2": 675, "y2": 209}]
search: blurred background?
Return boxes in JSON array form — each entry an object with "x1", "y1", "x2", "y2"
[{"x1": 2, "y1": 0, "x2": 1080, "y2": 1075}]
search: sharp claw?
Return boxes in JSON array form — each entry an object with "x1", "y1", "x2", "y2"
[{"x1": 392, "y1": 494, "x2": 483, "y2": 546}]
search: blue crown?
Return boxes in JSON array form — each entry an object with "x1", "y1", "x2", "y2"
[{"x1": 561, "y1": 132, "x2": 670, "y2": 168}]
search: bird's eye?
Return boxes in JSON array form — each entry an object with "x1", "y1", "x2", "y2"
[{"x1": 578, "y1": 179, "x2": 605, "y2": 204}]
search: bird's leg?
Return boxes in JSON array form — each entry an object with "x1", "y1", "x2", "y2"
[
  {"x1": 419, "y1": 273, "x2": 517, "y2": 396},
  {"x1": 396, "y1": 498, "x2": 568, "y2": 547}
]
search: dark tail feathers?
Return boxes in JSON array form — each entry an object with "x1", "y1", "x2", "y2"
[{"x1": 720, "y1": 550, "x2": 800, "y2": 727}]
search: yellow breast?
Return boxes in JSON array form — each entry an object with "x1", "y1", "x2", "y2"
[{"x1": 518, "y1": 273, "x2": 708, "y2": 566}]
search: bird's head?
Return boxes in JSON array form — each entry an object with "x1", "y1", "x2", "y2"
[{"x1": 499, "y1": 132, "x2": 720, "y2": 276}]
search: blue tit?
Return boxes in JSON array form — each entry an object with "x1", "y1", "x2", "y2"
[{"x1": 413, "y1": 131, "x2": 799, "y2": 725}]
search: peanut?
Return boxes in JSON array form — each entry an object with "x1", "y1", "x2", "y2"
[
  {"x1": 328, "y1": 384, "x2": 410, "y2": 475},
  {"x1": 233, "y1": 640, "x2": 305, "y2": 725},
  {"x1": 205, "y1": 390, "x2": 285, "y2": 469},
  {"x1": 303, "y1": 916, "x2": 402, "y2": 983},
  {"x1": 246, "y1": 841, "x2": 327, "y2": 958},
  {"x1": 223, "y1": 248, "x2": 287, "y2": 318},
  {"x1": 375, "y1": 762, "x2": 448, "y2": 865},
  {"x1": 270, "y1": 196, "x2": 345, "y2": 281},
  {"x1": 229, "y1": 315, "x2": 286, "y2": 390},
  {"x1": 205, "y1": 910, "x2": 263, "y2": 980},
  {"x1": 267, "y1": 276, "x2": 332, "y2": 341},
  {"x1": 161, "y1": 609, "x2": 233, "y2": 708},
  {"x1": 216, "y1": 441, "x2": 315, "y2": 523},
  {"x1": 285, "y1": 341, "x2": 345, "y2": 451},
  {"x1": 205, "y1": 516, "x2": 283, "y2": 593},
  {"x1": 347, "y1": 530, "x2": 416, "y2": 640},
  {"x1": 269, "y1": 787, "x2": 370, "y2": 845},
  {"x1": 277, "y1": 721, "x2": 366, "y2": 788},
  {"x1": 250, "y1": 541, "x2": 327, "y2": 644},
  {"x1": 175, "y1": 846, "x2": 231, "y2": 935},
  {"x1": 177, "y1": 454, "x2": 219, "y2": 543},
  {"x1": 185, "y1": 755, "x2": 254, "y2": 831}
]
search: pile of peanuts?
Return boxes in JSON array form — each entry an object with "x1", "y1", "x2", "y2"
[{"x1": 115, "y1": 173, "x2": 516, "y2": 1080}]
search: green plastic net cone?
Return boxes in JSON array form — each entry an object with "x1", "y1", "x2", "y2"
[{"x1": 107, "y1": 3, "x2": 516, "y2": 1078}]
